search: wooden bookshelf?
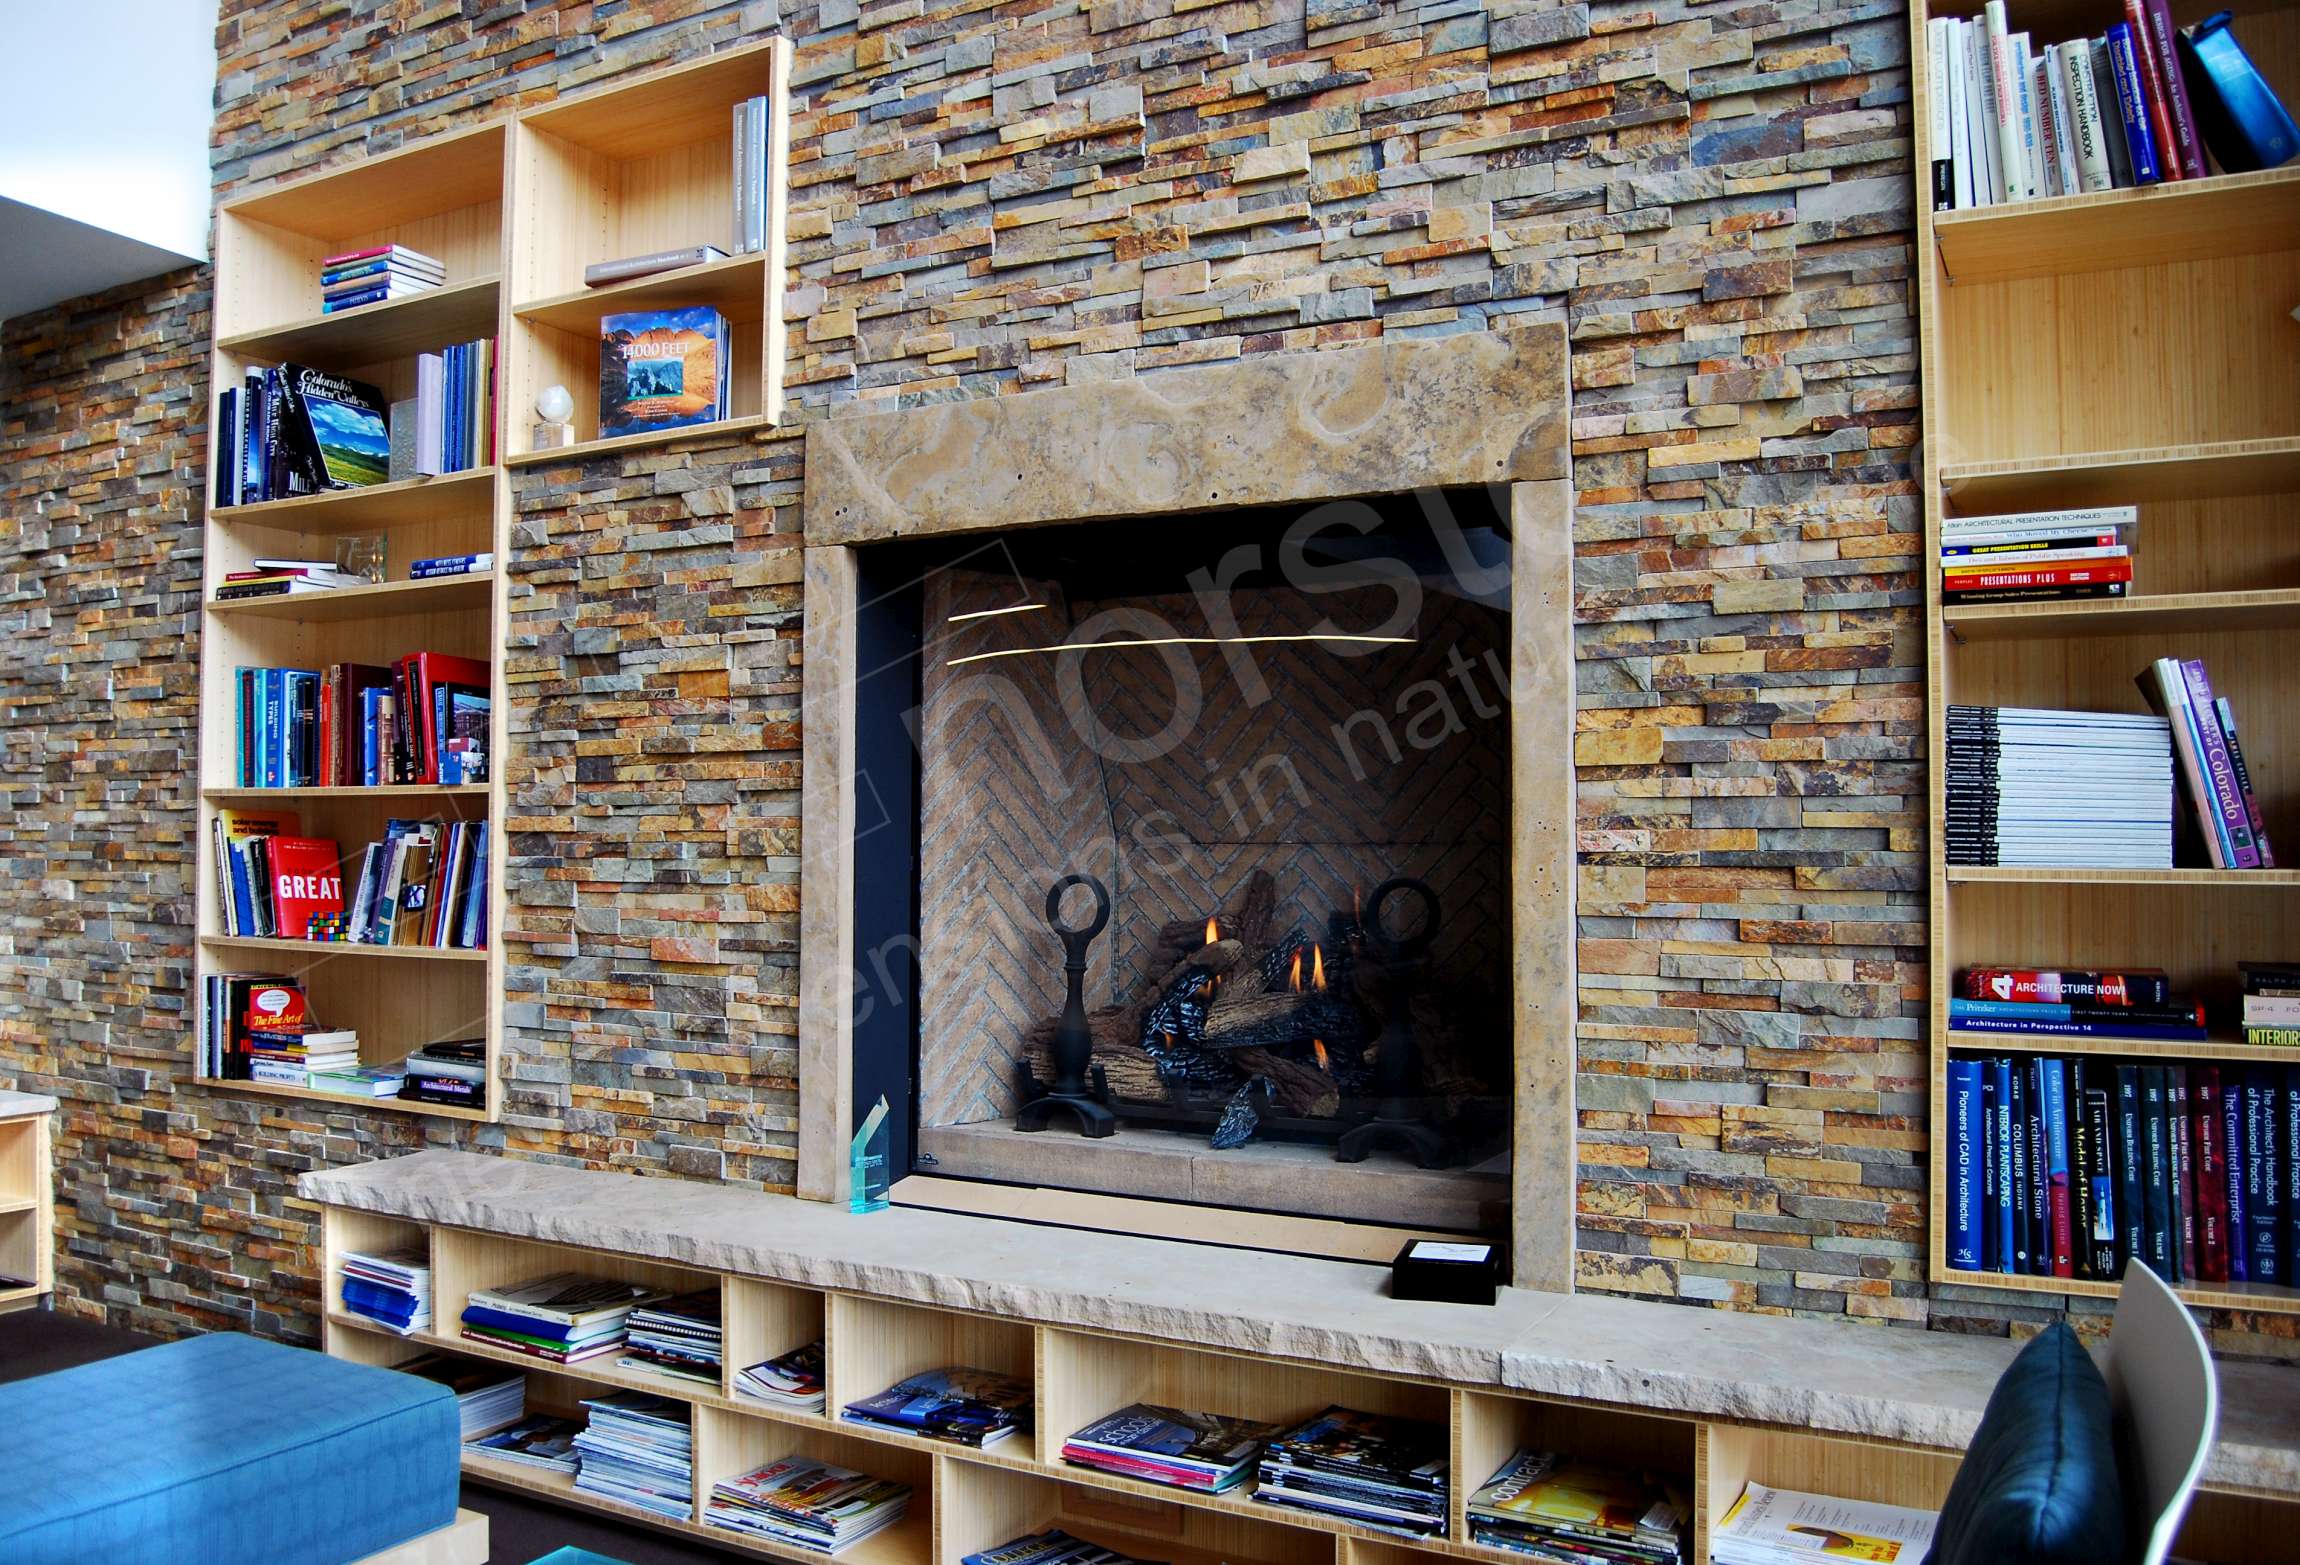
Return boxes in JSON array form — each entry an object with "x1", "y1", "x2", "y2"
[
  {"x1": 1912, "y1": 2, "x2": 2300, "y2": 1313},
  {"x1": 198, "y1": 37, "x2": 794, "y2": 1122}
]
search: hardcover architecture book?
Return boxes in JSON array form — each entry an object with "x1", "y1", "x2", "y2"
[{"x1": 599, "y1": 306, "x2": 730, "y2": 439}]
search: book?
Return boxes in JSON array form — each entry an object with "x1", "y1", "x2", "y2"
[
  {"x1": 2082, "y1": 1077, "x2": 2119, "y2": 1279},
  {"x1": 265, "y1": 836, "x2": 344, "y2": 940},
  {"x1": 2285, "y1": 1071, "x2": 2300, "y2": 1287},
  {"x1": 1961, "y1": 968, "x2": 2171, "y2": 1007},
  {"x1": 2042, "y1": 1057, "x2": 2075, "y2": 1277},
  {"x1": 2246, "y1": 1068, "x2": 2285, "y2": 1284},
  {"x1": 736, "y1": 1341, "x2": 827, "y2": 1411},
  {"x1": 1928, "y1": 19, "x2": 1955, "y2": 210},
  {"x1": 1062, "y1": 1404, "x2": 1283, "y2": 1492},
  {"x1": 585, "y1": 246, "x2": 732, "y2": 287},
  {"x1": 398, "y1": 1352, "x2": 523, "y2": 1441},
  {"x1": 599, "y1": 306, "x2": 731, "y2": 439},
  {"x1": 1254, "y1": 1405, "x2": 1449, "y2": 1535},
  {"x1": 1948, "y1": 1057, "x2": 1984, "y2": 1270},
  {"x1": 1944, "y1": 707, "x2": 2174, "y2": 869},
  {"x1": 2122, "y1": 0, "x2": 2185, "y2": 180},
  {"x1": 465, "y1": 1272, "x2": 672, "y2": 1331},
  {"x1": 1982, "y1": 5, "x2": 2025, "y2": 200},
  {"x1": 1467, "y1": 1448, "x2": 1688, "y2": 1563},
  {"x1": 2138, "y1": 0, "x2": 2206, "y2": 179},
  {"x1": 1969, "y1": 17, "x2": 2006, "y2": 205},
  {"x1": 2107, "y1": 23, "x2": 2166, "y2": 184},
  {"x1": 2060, "y1": 39, "x2": 2114, "y2": 192},
  {"x1": 2169, "y1": 1067, "x2": 2196, "y2": 1281},
  {"x1": 705, "y1": 1456, "x2": 913, "y2": 1553},
  {"x1": 2032, "y1": 52, "x2": 2069, "y2": 196},
  {"x1": 2138, "y1": 659, "x2": 2228, "y2": 869},
  {"x1": 1993, "y1": 1057, "x2": 2017, "y2": 1273},
  {"x1": 2195, "y1": 1067, "x2": 2230, "y2": 1284},
  {"x1": 274, "y1": 366, "x2": 390, "y2": 488},
  {"x1": 2216, "y1": 697, "x2": 2277, "y2": 867},
  {"x1": 2116, "y1": 1064, "x2": 2145, "y2": 1274},
  {"x1": 468, "y1": 1413, "x2": 582, "y2": 1473},
  {"x1": 1710, "y1": 1482, "x2": 1936, "y2": 1565},
  {"x1": 2141, "y1": 1066, "x2": 2174, "y2": 1278},
  {"x1": 2178, "y1": 661, "x2": 2261, "y2": 868},
  {"x1": 841, "y1": 1367, "x2": 1034, "y2": 1447},
  {"x1": 2177, "y1": 12, "x2": 2300, "y2": 174},
  {"x1": 2009, "y1": 31, "x2": 2042, "y2": 199},
  {"x1": 619, "y1": 1289, "x2": 723, "y2": 1384}
]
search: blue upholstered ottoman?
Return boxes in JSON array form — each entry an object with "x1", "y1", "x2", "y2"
[{"x1": 0, "y1": 1330, "x2": 461, "y2": 1564}]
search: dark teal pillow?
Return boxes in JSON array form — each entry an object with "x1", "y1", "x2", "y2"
[{"x1": 1923, "y1": 1323, "x2": 2128, "y2": 1565}]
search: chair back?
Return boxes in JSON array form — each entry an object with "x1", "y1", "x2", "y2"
[{"x1": 2097, "y1": 1262, "x2": 2218, "y2": 1565}]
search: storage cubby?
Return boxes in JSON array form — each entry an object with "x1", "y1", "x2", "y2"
[
  {"x1": 723, "y1": 1277, "x2": 828, "y2": 1405},
  {"x1": 1452, "y1": 1390, "x2": 1696, "y2": 1544},
  {"x1": 696, "y1": 1407, "x2": 933, "y2": 1563},
  {"x1": 213, "y1": 122, "x2": 508, "y2": 344},
  {"x1": 827, "y1": 1296, "x2": 1038, "y2": 1458},
  {"x1": 321, "y1": 1208, "x2": 429, "y2": 1319},
  {"x1": 939, "y1": 1463, "x2": 1333, "y2": 1565},
  {"x1": 1699, "y1": 1426, "x2": 1959, "y2": 1560},
  {"x1": 432, "y1": 1229, "x2": 716, "y2": 1367}
]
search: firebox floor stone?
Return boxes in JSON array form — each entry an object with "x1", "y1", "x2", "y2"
[
  {"x1": 298, "y1": 1148, "x2": 2300, "y2": 1499},
  {"x1": 913, "y1": 1120, "x2": 1508, "y2": 1231}
]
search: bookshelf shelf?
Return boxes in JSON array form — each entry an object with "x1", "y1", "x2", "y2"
[
  {"x1": 503, "y1": 411, "x2": 778, "y2": 468},
  {"x1": 215, "y1": 275, "x2": 503, "y2": 364},
  {"x1": 1913, "y1": 4, "x2": 2300, "y2": 1314},
  {"x1": 513, "y1": 250, "x2": 772, "y2": 331},
  {"x1": 203, "y1": 784, "x2": 492, "y2": 801},
  {"x1": 1941, "y1": 436, "x2": 2300, "y2": 514},
  {"x1": 1944, "y1": 588, "x2": 2300, "y2": 642},
  {"x1": 199, "y1": 1077, "x2": 492, "y2": 1121},
  {"x1": 210, "y1": 468, "x2": 498, "y2": 533},
  {"x1": 1933, "y1": 165, "x2": 2300, "y2": 284},
  {"x1": 205, "y1": 572, "x2": 496, "y2": 623},
  {"x1": 201, "y1": 934, "x2": 490, "y2": 963}
]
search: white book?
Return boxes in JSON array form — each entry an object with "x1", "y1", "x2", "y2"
[
  {"x1": 1946, "y1": 20, "x2": 1975, "y2": 208},
  {"x1": 2047, "y1": 46, "x2": 2082, "y2": 194},
  {"x1": 1712, "y1": 1483, "x2": 1937, "y2": 1565},
  {"x1": 1983, "y1": 4, "x2": 2029, "y2": 201},
  {"x1": 1939, "y1": 504, "x2": 2138, "y2": 535},
  {"x1": 2010, "y1": 34, "x2": 2044, "y2": 199},
  {"x1": 1941, "y1": 545, "x2": 2129, "y2": 568},
  {"x1": 2031, "y1": 54, "x2": 2064, "y2": 197},
  {"x1": 731, "y1": 99, "x2": 751, "y2": 254},
  {"x1": 1927, "y1": 18, "x2": 1954, "y2": 211},
  {"x1": 2061, "y1": 39, "x2": 2115, "y2": 192},
  {"x1": 1967, "y1": 16, "x2": 2004, "y2": 204},
  {"x1": 414, "y1": 351, "x2": 445, "y2": 478},
  {"x1": 746, "y1": 94, "x2": 769, "y2": 256}
]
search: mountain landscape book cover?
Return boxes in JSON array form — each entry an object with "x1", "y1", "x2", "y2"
[
  {"x1": 282, "y1": 365, "x2": 391, "y2": 488},
  {"x1": 599, "y1": 306, "x2": 729, "y2": 438}
]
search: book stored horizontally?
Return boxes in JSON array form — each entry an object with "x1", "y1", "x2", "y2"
[
  {"x1": 1711, "y1": 1481, "x2": 1936, "y2": 1565},
  {"x1": 841, "y1": 1366, "x2": 1032, "y2": 1448},
  {"x1": 1061, "y1": 1403, "x2": 1281, "y2": 1492},
  {"x1": 1468, "y1": 1447, "x2": 1688, "y2": 1563}
]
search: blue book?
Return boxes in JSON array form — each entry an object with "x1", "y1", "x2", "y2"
[
  {"x1": 342, "y1": 1277, "x2": 421, "y2": 1324},
  {"x1": 2250, "y1": 1068, "x2": 2286, "y2": 1285},
  {"x1": 443, "y1": 343, "x2": 461, "y2": 472},
  {"x1": 1949, "y1": 1059, "x2": 1985, "y2": 1270},
  {"x1": 2178, "y1": 13, "x2": 2299, "y2": 174},
  {"x1": 1992, "y1": 1058, "x2": 2017, "y2": 1272},
  {"x1": 227, "y1": 839, "x2": 257, "y2": 936},
  {"x1": 2041, "y1": 1058, "x2": 2072, "y2": 1277},
  {"x1": 262, "y1": 668, "x2": 284, "y2": 788},
  {"x1": 1949, "y1": 1015, "x2": 2207, "y2": 1042},
  {"x1": 460, "y1": 1303, "x2": 581, "y2": 1342},
  {"x1": 2224, "y1": 1075, "x2": 2251, "y2": 1282},
  {"x1": 2107, "y1": 24, "x2": 2165, "y2": 185}
]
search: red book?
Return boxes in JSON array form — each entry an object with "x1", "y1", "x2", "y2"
[
  {"x1": 2123, "y1": 0, "x2": 2186, "y2": 181},
  {"x1": 405, "y1": 652, "x2": 491, "y2": 785},
  {"x1": 268, "y1": 836, "x2": 346, "y2": 938},
  {"x1": 1961, "y1": 968, "x2": 2171, "y2": 1006},
  {"x1": 2140, "y1": 0, "x2": 2208, "y2": 179},
  {"x1": 2193, "y1": 1067, "x2": 2231, "y2": 1283},
  {"x1": 1942, "y1": 560, "x2": 2133, "y2": 591},
  {"x1": 320, "y1": 244, "x2": 395, "y2": 266}
]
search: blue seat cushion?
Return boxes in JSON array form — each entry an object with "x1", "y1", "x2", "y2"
[
  {"x1": 0, "y1": 1329, "x2": 460, "y2": 1565},
  {"x1": 1923, "y1": 1323, "x2": 2129, "y2": 1565}
]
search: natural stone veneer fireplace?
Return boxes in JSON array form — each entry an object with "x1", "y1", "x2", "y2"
[{"x1": 798, "y1": 326, "x2": 1578, "y2": 1286}]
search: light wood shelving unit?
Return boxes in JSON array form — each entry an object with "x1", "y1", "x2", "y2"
[
  {"x1": 316, "y1": 1207, "x2": 2290, "y2": 1565},
  {"x1": 198, "y1": 37, "x2": 792, "y2": 1119},
  {"x1": 0, "y1": 1097, "x2": 53, "y2": 1312},
  {"x1": 1912, "y1": 2, "x2": 2300, "y2": 1312}
]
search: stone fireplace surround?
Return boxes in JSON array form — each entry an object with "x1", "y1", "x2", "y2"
[{"x1": 797, "y1": 324, "x2": 1576, "y2": 1288}]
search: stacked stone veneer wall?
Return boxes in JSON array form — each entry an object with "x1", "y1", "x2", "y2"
[{"x1": 6, "y1": 0, "x2": 2282, "y2": 1353}]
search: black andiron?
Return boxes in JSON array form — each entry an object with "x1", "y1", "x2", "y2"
[
  {"x1": 1014, "y1": 873, "x2": 1119, "y2": 1137},
  {"x1": 1335, "y1": 876, "x2": 1454, "y2": 1169}
]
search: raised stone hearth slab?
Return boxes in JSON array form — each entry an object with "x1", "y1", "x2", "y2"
[
  {"x1": 303, "y1": 1150, "x2": 2300, "y2": 1495},
  {"x1": 803, "y1": 324, "x2": 1570, "y2": 545}
]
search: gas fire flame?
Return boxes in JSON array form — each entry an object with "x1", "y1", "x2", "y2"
[
  {"x1": 1312, "y1": 1039, "x2": 1329, "y2": 1070},
  {"x1": 1288, "y1": 949, "x2": 1303, "y2": 991},
  {"x1": 1205, "y1": 915, "x2": 1219, "y2": 947},
  {"x1": 1310, "y1": 943, "x2": 1325, "y2": 991}
]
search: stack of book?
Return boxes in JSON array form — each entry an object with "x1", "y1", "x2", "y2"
[
  {"x1": 1712, "y1": 1482, "x2": 1936, "y2": 1565},
  {"x1": 247, "y1": 1026, "x2": 359, "y2": 1087},
  {"x1": 321, "y1": 244, "x2": 443, "y2": 313},
  {"x1": 574, "y1": 1391, "x2": 696, "y2": 1521},
  {"x1": 1944, "y1": 706, "x2": 2174, "y2": 868},
  {"x1": 841, "y1": 1366, "x2": 1033, "y2": 1448},
  {"x1": 398, "y1": 1352, "x2": 524, "y2": 1440},
  {"x1": 339, "y1": 1246, "x2": 432, "y2": 1336},
  {"x1": 1926, "y1": 4, "x2": 2297, "y2": 213},
  {"x1": 401, "y1": 1040, "x2": 487, "y2": 1110},
  {"x1": 1937, "y1": 505, "x2": 2133, "y2": 604},
  {"x1": 1468, "y1": 1449, "x2": 1689, "y2": 1563},
  {"x1": 731, "y1": 93, "x2": 774, "y2": 254},
  {"x1": 468, "y1": 1413, "x2": 583, "y2": 1474},
  {"x1": 703, "y1": 1455, "x2": 914, "y2": 1553},
  {"x1": 198, "y1": 972, "x2": 307, "y2": 1079},
  {"x1": 459, "y1": 1273, "x2": 670, "y2": 1364},
  {"x1": 1945, "y1": 1035, "x2": 2300, "y2": 1287},
  {"x1": 214, "y1": 560, "x2": 374, "y2": 602},
  {"x1": 2138, "y1": 658, "x2": 2276, "y2": 870},
  {"x1": 735, "y1": 1341, "x2": 826, "y2": 1411},
  {"x1": 620, "y1": 1289, "x2": 723, "y2": 1385},
  {"x1": 1060, "y1": 1403, "x2": 1279, "y2": 1493},
  {"x1": 233, "y1": 650, "x2": 490, "y2": 789},
  {"x1": 961, "y1": 1531, "x2": 1163, "y2": 1565},
  {"x1": 2245, "y1": 962, "x2": 2300, "y2": 1047},
  {"x1": 1950, "y1": 965, "x2": 2206, "y2": 1046},
  {"x1": 1252, "y1": 1406, "x2": 1450, "y2": 1536},
  {"x1": 310, "y1": 1060, "x2": 408, "y2": 1099},
  {"x1": 343, "y1": 818, "x2": 489, "y2": 951},
  {"x1": 388, "y1": 339, "x2": 495, "y2": 477},
  {"x1": 216, "y1": 364, "x2": 391, "y2": 505},
  {"x1": 410, "y1": 551, "x2": 493, "y2": 580}
]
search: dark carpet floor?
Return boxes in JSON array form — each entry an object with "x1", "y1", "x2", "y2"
[{"x1": 0, "y1": 1307, "x2": 744, "y2": 1565}]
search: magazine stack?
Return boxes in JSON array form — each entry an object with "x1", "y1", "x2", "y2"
[
  {"x1": 1468, "y1": 1449, "x2": 1689, "y2": 1563},
  {"x1": 961, "y1": 1531, "x2": 1168, "y2": 1565},
  {"x1": 397, "y1": 1353, "x2": 524, "y2": 1441},
  {"x1": 459, "y1": 1272, "x2": 669, "y2": 1364},
  {"x1": 468, "y1": 1414, "x2": 583, "y2": 1475},
  {"x1": 338, "y1": 1246, "x2": 431, "y2": 1336},
  {"x1": 620, "y1": 1289, "x2": 723, "y2": 1385},
  {"x1": 573, "y1": 1390, "x2": 696, "y2": 1521},
  {"x1": 703, "y1": 1455, "x2": 914, "y2": 1553},
  {"x1": 1061, "y1": 1403, "x2": 1279, "y2": 1493},
  {"x1": 1252, "y1": 1406, "x2": 1449, "y2": 1536},
  {"x1": 841, "y1": 1366, "x2": 1033, "y2": 1448},
  {"x1": 1710, "y1": 1483, "x2": 1936, "y2": 1565},
  {"x1": 736, "y1": 1341, "x2": 827, "y2": 1412}
]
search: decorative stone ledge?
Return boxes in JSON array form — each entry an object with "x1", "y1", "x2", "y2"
[
  {"x1": 302, "y1": 1150, "x2": 2300, "y2": 1496},
  {"x1": 802, "y1": 324, "x2": 1571, "y2": 545}
]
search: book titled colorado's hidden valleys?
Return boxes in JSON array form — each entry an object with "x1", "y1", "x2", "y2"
[{"x1": 598, "y1": 306, "x2": 730, "y2": 439}]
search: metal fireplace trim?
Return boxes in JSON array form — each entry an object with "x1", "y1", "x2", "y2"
[{"x1": 796, "y1": 324, "x2": 1577, "y2": 1290}]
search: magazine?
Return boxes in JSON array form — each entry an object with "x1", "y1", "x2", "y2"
[
  {"x1": 1468, "y1": 1448, "x2": 1687, "y2": 1562},
  {"x1": 1062, "y1": 1403, "x2": 1281, "y2": 1491},
  {"x1": 466, "y1": 1413, "x2": 582, "y2": 1473},
  {"x1": 1710, "y1": 1482, "x2": 1937, "y2": 1565},
  {"x1": 841, "y1": 1365, "x2": 1033, "y2": 1447}
]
